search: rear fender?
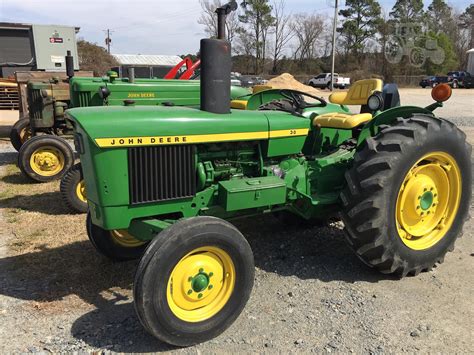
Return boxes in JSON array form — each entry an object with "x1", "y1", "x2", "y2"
[{"x1": 357, "y1": 106, "x2": 435, "y2": 146}]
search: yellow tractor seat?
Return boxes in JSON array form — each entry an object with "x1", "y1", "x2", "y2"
[
  {"x1": 230, "y1": 99, "x2": 248, "y2": 110},
  {"x1": 314, "y1": 112, "x2": 373, "y2": 129},
  {"x1": 329, "y1": 79, "x2": 383, "y2": 106}
]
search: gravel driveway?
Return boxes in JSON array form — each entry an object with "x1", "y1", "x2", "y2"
[{"x1": 0, "y1": 89, "x2": 473, "y2": 353}]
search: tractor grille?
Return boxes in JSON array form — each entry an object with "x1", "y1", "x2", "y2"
[
  {"x1": 128, "y1": 145, "x2": 196, "y2": 205},
  {"x1": 77, "y1": 92, "x2": 91, "y2": 107},
  {"x1": 28, "y1": 88, "x2": 43, "y2": 121}
]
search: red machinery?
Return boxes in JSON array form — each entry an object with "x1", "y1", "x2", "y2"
[{"x1": 164, "y1": 57, "x2": 201, "y2": 80}]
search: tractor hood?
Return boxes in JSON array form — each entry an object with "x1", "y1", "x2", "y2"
[{"x1": 66, "y1": 105, "x2": 309, "y2": 151}]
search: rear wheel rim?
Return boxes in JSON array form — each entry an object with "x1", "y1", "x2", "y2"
[
  {"x1": 29, "y1": 146, "x2": 65, "y2": 176},
  {"x1": 396, "y1": 152, "x2": 462, "y2": 250},
  {"x1": 167, "y1": 246, "x2": 235, "y2": 322}
]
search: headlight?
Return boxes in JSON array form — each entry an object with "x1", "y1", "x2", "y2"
[
  {"x1": 367, "y1": 92, "x2": 384, "y2": 111},
  {"x1": 98, "y1": 86, "x2": 111, "y2": 99}
]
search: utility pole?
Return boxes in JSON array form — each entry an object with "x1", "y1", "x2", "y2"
[
  {"x1": 330, "y1": 0, "x2": 338, "y2": 92},
  {"x1": 104, "y1": 29, "x2": 113, "y2": 54}
]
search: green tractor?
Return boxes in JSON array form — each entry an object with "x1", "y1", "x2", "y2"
[
  {"x1": 10, "y1": 56, "x2": 249, "y2": 184},
  {"x1": 64, "y1": 85, "x2": 351, "y2": 213},
  {"x1": 66, "y1": 39, "x2": 471, "y2": 346}
]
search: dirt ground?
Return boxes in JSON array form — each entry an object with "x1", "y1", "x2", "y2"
[{"x1": 0, "y1": 89, "x2": 473, "y2": 353}]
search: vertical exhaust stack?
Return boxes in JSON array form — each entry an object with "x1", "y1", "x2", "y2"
[
  {"x1": 128, "y1": 67, "x2": 135, "y2": 83},
  {"x1": 65, "y1": 50, "x2": 74, "y2": 80},
  {"x1": 200, "y1": 38, "x2": 231, "y2": 114}
]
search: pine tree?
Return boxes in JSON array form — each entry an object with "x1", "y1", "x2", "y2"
[
  {"x1": 390, "y1": 0, "x2": 424, "y2": 23},
  {"x1": 238, "y1": 0, "x2": 275, "y2": 73},
  {"x1": 337, "y1": 0, "x2": 382, "y2": 59}
]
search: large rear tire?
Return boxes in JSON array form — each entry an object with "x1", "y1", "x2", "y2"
[
  {"x1": 60, "y1": 163, "x2": 88, "y2": 213},
  {"x1": 341, "y1": 115, "x2": 471, "y2": 277},
  {"x1": 86, "y1": 212, "x2": 148, "y2": 261},
  {"x1": 18, "y1": 135, "x2": 74, "y2": 182},
  {"x1": 10, "y1": 118, "x2": 32, "y2": 151},
  {"x1": 134, "y1": 216, "x2": 254, "y2": 346}
]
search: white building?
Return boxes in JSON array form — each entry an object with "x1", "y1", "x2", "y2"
[
  {"x1": 467, "y1": 49, "x2": 474, "y2": 75},
  {"x1": 111, "y1": 54, "x2": 183, "y2": 79}
]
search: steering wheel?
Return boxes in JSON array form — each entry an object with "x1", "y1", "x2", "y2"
[{"x1": 279, "y1": 89, "x2": 327, "y2": 110}]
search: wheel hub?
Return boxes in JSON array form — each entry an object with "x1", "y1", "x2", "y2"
[{"x1": 191, "y1": 271, "x2": 211, "y2": 293}]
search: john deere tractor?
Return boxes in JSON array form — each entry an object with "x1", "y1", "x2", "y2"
[{"x1": 66, "y1": 38, "x2": 471, "y2": 346}]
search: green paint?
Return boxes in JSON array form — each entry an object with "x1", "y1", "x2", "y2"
[
  {"x1": 192, "y1": 274, "x2": 210, "y2": 292},
  {"x1": 420, "y1": 191, "x2": 434, "y2": 210}
]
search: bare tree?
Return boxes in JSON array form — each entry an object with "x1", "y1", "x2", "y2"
[
  {"x1": 198, "y1": 0, "x2": 240, "y2": 45},
  {"x1": 270, "y1": 0, "x2": 294, "y2": 73},
  {"x1": 291, "y1": 13, "x2": 325, "y2": 62}
]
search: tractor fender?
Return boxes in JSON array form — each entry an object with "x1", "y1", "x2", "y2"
[{"x1": 357, "y1": 106, "x2": 434, "y2": 146}]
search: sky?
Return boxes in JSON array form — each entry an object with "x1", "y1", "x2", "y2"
[{"x1": 0, "y1": 0, "x2": 471, "y2": 56}]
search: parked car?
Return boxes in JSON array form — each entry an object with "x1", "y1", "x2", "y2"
[
  {"x1": 308, "y1": 73, "x2": 351, "y2": 90},
  {"x1": 231, "y1": 74, "x2": 242, "y2": 86},
  {"x1": 447, "y1": 71, "x2": 474, "y2": 88},
  {"x1": 419, "y1": 76, "x2": 448, "y2": 88},
  {"x1": 239, "y1": 76, "x2": 256, "y2": 88},
  {"x1": 252, "y1": 76, "x2": 268, "y2": 85}
]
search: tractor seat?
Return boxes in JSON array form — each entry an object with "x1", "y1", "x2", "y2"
[
  {"x1": 314, "y1": 112, "x2": 373, "y2": 129},
  {"x1": 313, "y1": 79, "x2": 383, "y2": 129},
  {"x1": 329, "y1": 79, "x2": 383, "y2": 105},
  {"x1": 230, "y1": 100, "x2": 248, "y2": 109}
]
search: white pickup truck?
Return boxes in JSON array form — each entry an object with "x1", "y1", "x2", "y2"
[{"x1": 308, "y1": 73, "x2": 351, "y2": 89}]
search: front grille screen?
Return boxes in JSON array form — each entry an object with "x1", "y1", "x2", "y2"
[{"x1": 128, "y1": 145, "x2": 196, "y2": 205}]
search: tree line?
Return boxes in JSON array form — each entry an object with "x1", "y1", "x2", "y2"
[{"x1": 198, "y1": 0, "x2": 474, "y2": 79}]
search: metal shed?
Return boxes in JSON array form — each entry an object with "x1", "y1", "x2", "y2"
[
  {"x1": 111, "y1": 54, "x2": 182, "y2": 78},
  {"x1": 0, "y1": 22, "x2": 80, "y2": 77}
]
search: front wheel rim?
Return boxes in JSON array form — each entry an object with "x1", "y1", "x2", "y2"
[
  {"x1": 396, "y1": 152, "x2": 462, "y2": 250},
  {"x1": 76, "y1": 179, "x2": 87, "y2": 202},
  {"x1": 109, "y1": 230, "x2": 146, "y2": 248},
  {"x1": 29, "y1": 146, "x2": 65, "y2": 176},
  {"x1": 167, "y1": 246, "x2": 235, "y2": 323}
]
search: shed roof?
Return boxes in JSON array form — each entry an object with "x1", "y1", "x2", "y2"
[{"x1": 112, "y1": 54, "x2": 182, "y2": 66}]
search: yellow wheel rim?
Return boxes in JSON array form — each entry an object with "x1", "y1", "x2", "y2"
[
  {"x1": 29, "y1": 146, "x2": 65, "y2": 176},
  {"x1": 109, "y1": 230, "x2": 146, "y2": 248},
  {"x1": 19, "y1": 126, "x2": 32, "y2": 143},
  {"x1": 396, "y1": 152, "x2": 462, "y2": 250},
  {"x1": 167, "y1": 246, "x2": 235, "y2": 323},
  {"x1": 76, "y1": 180, "x2": 87, "y2": 202}
]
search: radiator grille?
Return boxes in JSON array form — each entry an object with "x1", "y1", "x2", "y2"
[
  {"x1": 128, "y1": 145, "x2": 196, "y2": 205},
  {"x1": 77, "y1": 92, "x2": 91, "y2": 107},
  {"x1": 29, "y1": 88, "x2": 43, "y2": 121}
]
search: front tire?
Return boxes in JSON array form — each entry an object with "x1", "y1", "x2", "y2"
[
  {"x1": 86, "y1": 212, "x2": 148, "y2": 261},
  {"x1": 10, "y1": 118, "x2": 32, "y2": 151},
  {"x1": 341, "y1": 115, "x2": 471, "y2": 277},
  {"x1": 134, "y1": 216, "x2": 254, "y2": 346},
  {"x1": 18, "y1": 135, "x2": 73, "y2": 182},
  {"x1": 60, "y1": 163, "x2": 88, "y2": 213}
]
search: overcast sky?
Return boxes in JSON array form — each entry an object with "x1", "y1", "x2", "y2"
[{"x1": 0, "y1": 0, "x2": 471, "y2": 56}]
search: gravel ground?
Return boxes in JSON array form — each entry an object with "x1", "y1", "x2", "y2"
[{"x1": 0, "y1": 90, "x2": 473, "y2": 353}]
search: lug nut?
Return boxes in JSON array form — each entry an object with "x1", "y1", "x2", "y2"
[
  {"x1": 198, "y1": 293, "x2": 203, "y2": 299},
  {"x1": 187, "y1": 289, "x2": 193, "y2": 295}
]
